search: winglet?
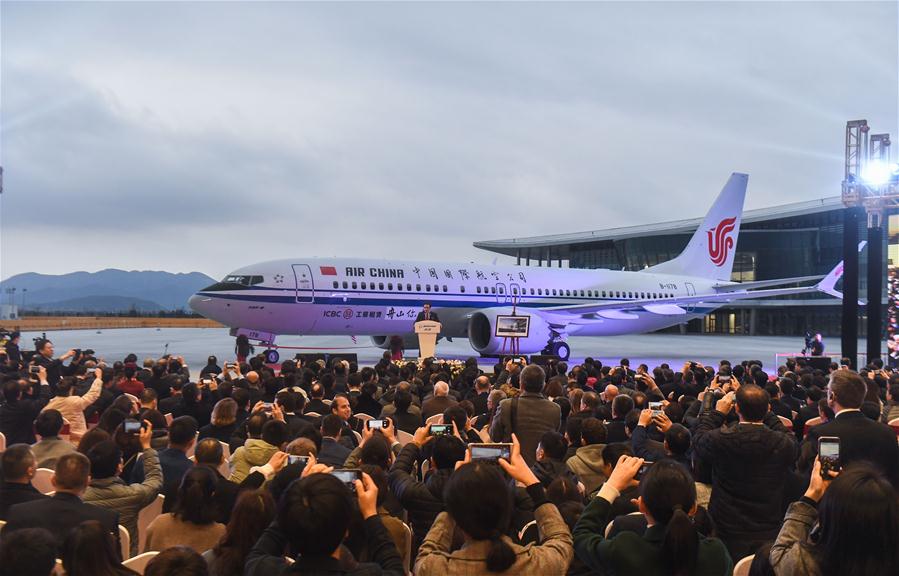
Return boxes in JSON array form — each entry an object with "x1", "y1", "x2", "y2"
[{"x1": 816, "y1": 241, "x2": 867, "y2": 303}]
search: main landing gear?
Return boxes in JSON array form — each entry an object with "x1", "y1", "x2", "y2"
[{"x1": 542, "y1": 339, "x2": 570, "y2": 360}]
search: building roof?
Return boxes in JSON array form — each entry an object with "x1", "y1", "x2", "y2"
[{"x1": 474, "y1": 196, "x2": 844, "y2": 256}]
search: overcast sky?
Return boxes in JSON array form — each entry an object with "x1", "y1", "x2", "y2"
[{"x1": 1, "y1": 1, "x2": 897, "y2": 281}]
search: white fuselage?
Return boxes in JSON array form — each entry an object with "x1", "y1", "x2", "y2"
[{"x1": 188, "y1": 257, "x2": 722, "y2": 341}]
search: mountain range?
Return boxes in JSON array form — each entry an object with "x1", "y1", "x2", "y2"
[{"x1": 0, "y1": 269, "x2": 217, "y2": 312}]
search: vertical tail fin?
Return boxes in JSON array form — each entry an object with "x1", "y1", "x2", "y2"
[{"x1": 646, "y1": 172, "x2": 748, "y2": 281}]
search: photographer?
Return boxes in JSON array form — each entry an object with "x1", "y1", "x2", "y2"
[
  {"x1": 245, "y1": 464, "x2": 404, "y2": 576},
  {"x1": 0, "y1": 366, "x2": 51, "y2": 445},
  {"x1": 43, "y1": 369, "x2": 103, "y2": 443},
  {"x1": 693, "y1": 384, "x2": 797, "y2": 559},
  {"x1": 32, "y1": 338, "x2": 78, "y2": 391},
  {"x1": 770, "y1": 459, "x2": 899, "y2": 575}
]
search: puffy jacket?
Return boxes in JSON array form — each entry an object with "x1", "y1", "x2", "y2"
[
  {"x1": 229, "y1": 439, "x2": 278, "y2": 483},
  {"x1": 84, "y1": 448, "x2": 162, "y2": 556},
  {"x1": 387, "y1": 443, "x2": 451, "y2": 551},
  {"x1": 565, "y1": 445, "x2": 607, "y2": 495},
  {"x1": 693, "y1": 410, "x2": 797, "y2": 547}
]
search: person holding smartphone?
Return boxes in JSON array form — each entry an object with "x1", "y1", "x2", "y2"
[
  {"x1": 693, "y1": 384, "x2": 797, "y2": 560},
  {"x1": 245, "y1": 464, "x2": 404, "y2": 576},
  {"x1": 770, "y1": 458, "x2": 899, "y2": 576},
  {"x1": 415, "y1": 434, "x2": 573, "y2": 576},
  {"x1": 574, "y1": 456, "x2": 732, "y2": 576}
]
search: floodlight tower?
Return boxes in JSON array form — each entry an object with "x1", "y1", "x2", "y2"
[{"x1": 842, "y1": 120, "x2": 898, "y2": 367}]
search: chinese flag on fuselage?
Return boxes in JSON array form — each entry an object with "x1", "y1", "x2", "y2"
[{"x1": 320, "y1": 266, "x2": 337, "y2": 276}]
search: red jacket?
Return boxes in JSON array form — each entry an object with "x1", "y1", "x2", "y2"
[{"x1": 118, "y1": 377, "x2": 145, "y2": 397}]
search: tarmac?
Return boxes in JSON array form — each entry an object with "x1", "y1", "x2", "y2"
[{"x1": 16, "y1": 327, "x2": 859, "y2": 372}]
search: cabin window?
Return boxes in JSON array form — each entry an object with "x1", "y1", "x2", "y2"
[
  {"x1": 551, "y1": 289, "x2": 557, "y2": 296},
  {"x1": 351, "y1": 282, "x2": 357, "y2": 289},
  {"x1": 388, "y1": 283, "x2": 393, "y2": 290},
  {"x1": 397, "y1": 283, "x2": 402, "y2": 291},
  {"x1": 460, "y1": 286, "x2": 465, "y2": 293},
  {"x1": 361, "y1": 282, "x2": 367, "y2": 290},
  {"x1": 426, "y1": 285, "x2": 431, "y2": 292},
  {"x1": 477, "y1": 286, "x2": 482, "y2": 294},
  {"x1": 491, "y1": 287, "x2": 496, "y2": 294},
  {"x1": 530, "y1": 288, "x2": 535, "y2": 295},
  {"x1": 342, "y1": 281, "x2": 348, "y2": 289},
  {"x1": 443, "y1": 285, "x2": 448, "y2": 292},
  {"x1": 499, "y1": 286, "x2": 504, "y2": 294},
  {"x1": 512, "y1": 287, "x2": 518, "y2": 295},
  {"x1": 332, "y1": 281, "x2": 338, "y2": 289},
  {"x1": 379, "y1": 282, "x2": 384, "y2": 290}
]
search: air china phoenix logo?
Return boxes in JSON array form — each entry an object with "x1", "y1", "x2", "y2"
[{"x1": 707, "y1": 217, "x2": 737, "y2": 267}]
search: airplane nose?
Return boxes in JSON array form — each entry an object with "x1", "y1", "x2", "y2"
[{"x1": 188, "y1": 294, "x2": 208, "y2": 314}]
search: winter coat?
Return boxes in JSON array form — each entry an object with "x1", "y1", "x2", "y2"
[
  {"x1": 566, "y1": 444, "x2": 608, "y2": 495},
  {"x1": 228, "y1": 438, "x2": 278, "y2": 483},
  {"x1": 84, "y1": 448, "x2": 162, "y2": 556}
]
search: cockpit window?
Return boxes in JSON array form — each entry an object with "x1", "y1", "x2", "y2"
[
  {"x1": 201, "y1": 275, "x2": 264, "y2": 292},
  {"x1": 221, "y1": 275, "x2": 264, "y2": 286}
]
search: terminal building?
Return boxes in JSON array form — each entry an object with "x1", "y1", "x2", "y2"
[{"x1": 475, "y1": 196, "x2": 896, "y2": 337}]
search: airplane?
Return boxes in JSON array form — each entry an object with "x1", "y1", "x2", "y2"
[{"x1": 188, "y1": 173, "x2": 850, "y2": 362}]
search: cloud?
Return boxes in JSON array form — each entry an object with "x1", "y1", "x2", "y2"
[{"x1": 1, "y1": 1, "x2": 896, "y2": 280}]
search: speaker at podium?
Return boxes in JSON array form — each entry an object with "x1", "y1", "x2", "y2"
[{"x1": 414, "y1": 320, "x2": 442, "y2": 359}]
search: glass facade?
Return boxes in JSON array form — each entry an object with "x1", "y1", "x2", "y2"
[{"x1": 507, "y1": 206, "x2": 889, "y2": 337}]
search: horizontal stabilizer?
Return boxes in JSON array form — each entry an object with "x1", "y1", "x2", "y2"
[
  {"x1": 715, "y1": 275, "x2": 823, "y2": 292},
  {"x1": 643, "y1": 304, "x2": 687, "y2": 315}
]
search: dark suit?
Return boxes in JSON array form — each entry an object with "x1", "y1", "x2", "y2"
[
  {"x1": 305, "y1": 399, "x2": 329, "y2": 415},
  {"x1": 0, "y1": 482, "x2": 48, "y2": 519},
  {"x1": 414, "y1": 311, "x2": 440, "y2": 323},
  {"x1": 421, "y1": 396, "x2": 457, "y2": 423},
  {"x1": 800, "y1": 409, "x2": 899, "y2": 486},
  {"x1": 318, "y1": 437, "x2": 352, "y2": 467},
  {"x1": 3, "y1": 492, "x2": 121, "y2": 554}
]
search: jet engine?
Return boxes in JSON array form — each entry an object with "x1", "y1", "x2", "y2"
[
  {"x1": 370, "y1": 335, "x2": 420, "y2": 350},
  {"x1": 467, "y1": 308, "x2": 552, "y2": 356}
]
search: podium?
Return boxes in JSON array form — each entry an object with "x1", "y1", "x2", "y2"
[{"x1": 414, "y1": 321, "x2": 442, "y2": 360}]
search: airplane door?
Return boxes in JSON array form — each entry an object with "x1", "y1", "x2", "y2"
[
  {"x1": 685, "y1": 283, "x2": 696, "y2": 296},
  {"x1": 495, "y1": 283, "x2": 507, "y2": 304},
  {"x1": 292, "y1": 265, "x2": 315, "y2": 303}
]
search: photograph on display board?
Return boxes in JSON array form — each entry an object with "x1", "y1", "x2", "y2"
[{"x1": 495, "y1": 315, "x2": 530, "y2": 338}]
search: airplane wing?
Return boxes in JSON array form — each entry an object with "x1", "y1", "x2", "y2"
[{"x1": 540, "y1": 257, "x2": 850, "y2": 319}]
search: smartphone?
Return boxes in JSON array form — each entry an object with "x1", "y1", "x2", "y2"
[
  {"x1": 330, "y1": 468, "x2": 362, "y2": 491},
  {"x1": 819, "y1": 436, "x2": 841, "y2": 478},
  {"x1": 287, "y1": 455, "x2": 309, "y2": 466},
  {"x1": 29, "y1": 365, "x2": 41, "y2": 375},
  {"x1": 123, "y1": 419, "x2": 142, "y2": 434},
  {"x1": 636, "y1": 461, "x2": 654, "y2": 480},
  {"x1": 262, "y1": 402, "x2": 274, "y2": 412},
  {"x1": 470, "y1": 443, "x2": 512, "y2": 462},
  {"x1": 429, "y1": 424, "x2": 453, "y2": 436},
  {"x1": 367, "y1": 419, "x2": 388, "y2": 430},
  {"x1": 226, "y1": 370, "x2": 239, "y2": 379},
  {"x1": 649, "y1": 401, "x2": 663, "y2": 416}
]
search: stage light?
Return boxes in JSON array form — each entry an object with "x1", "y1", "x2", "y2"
[
  {"x1": 891, "y1": 162, "x2": 899, "y2": 176},
  {"x1": 861, "y1": 160, "x2": 892, "y2": 185}
]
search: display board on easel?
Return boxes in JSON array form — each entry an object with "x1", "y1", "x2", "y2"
[{"x1": 497, "y1": 298, "x2": 530, "y2": 357}]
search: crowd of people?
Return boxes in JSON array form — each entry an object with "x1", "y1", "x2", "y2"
[{"x1": 2, "y1": 330, "x2": 899, "y2": 576}]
